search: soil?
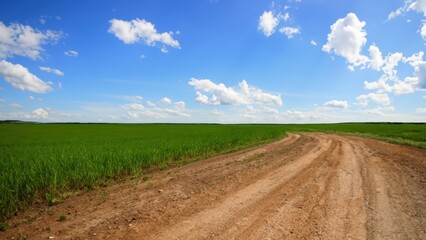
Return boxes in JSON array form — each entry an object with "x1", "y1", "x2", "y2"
[{"x1": 1, "y1": 133, "x2": 426, "y2": 240}]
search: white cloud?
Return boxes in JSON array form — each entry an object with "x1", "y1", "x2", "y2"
[
  {"x1": 279, "y1": 26, "x2": 300, "y2": 39},
  {"x1": 285, "y1": 110, "x2": 306, "y2": 119},
  {"x1": 363, "y1": 51, "x2": 424, "y2": 95},
  {"x1": 160, "y1": 47, "x2": 168, "y2": 53},
  {"x1": 195, "y1": 91, "x2": 217, "y2": 105},
  {"x1": 364, "y1": 75, "x2": 415, "y2": 95},
  {"x1": 174, "y1": 101, "x2": 185, "y2": 108},
  {"x1": 124, "y1": 95, "x2": 143, "y2": 102},
  {"x1": 0, "y1": 98, "x2": 5, "y2": 102},
  {"x1": 413, "y1": 62, "x2": 426, "y2": 88},
  {"x1": 108, "y1": 18, "x2": 180, "y2": 51},
  {"x1": 324, "y1": 100, "x2": 349, "y2": 109},
  {"x1": 280, "y1": 12, "x2": 290, "y2": 22},
  {"x1": 310, "y1": 40, "x2": 317, "y2": 46},
  {"x1": 416, "y1": 107, "x2": 426, "y2": 113},
  {"x1": 125, "y1": 106, "x2": 190, "y2": 119},
  {"x1": 356, "y1": 93, "x2": 391, "y2": 106},
  {"x1": 121, "y1": 103, "x2": 145, "y2": 111},
  {"x1": 9, "y1": 103, "x2": 23, "y2": 108},
  {"x1": 39, "y1": 66, "x2": 64, "y2": 76},
  {"x1": 365, "y1": 108, "x2": 384, "y2": 116},
  {"x1": 368, "y1": 45, "x2": 384, "y2": 71},
  {"x1": 161, "y1": 97, "x2": 172, "y2": 104},
  {"x1": 411, "y1": 0, "x2": 426, "y2": 16},
  {"x1": 382, "y1": 52, "x2": 404, "y2": 78},
  {"x1": 64, "y1": 50, "x2": 78, "y2": 57},
  {"x1": 189, "y1": 78, "x2": 282, "y2": 106},
  {"x1": 258, "y1": 11, "x2": 279, "y2": 37},
  {"x1": 322, "y1": 13, "x2": 369, "y2": 70},
  {"x1": 388, "y1": 0, "x2": 426, "y2": 20},
  {"x1": 33, "y1": 108, "x2": 48, "y2": 119},
  {"x1": 0, "y1": 60, "x2": 53, "y2": 93},
  {"x1": 0, "y1": 21, "x2": 62, "y2": 60},
  {"x1": 421, "y1": 21, "x2": 426, "y2": 39}
]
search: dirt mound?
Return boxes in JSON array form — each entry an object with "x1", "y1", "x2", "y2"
[{"x1": 2, "y1": 133, "x2": 425, "y2": 239}]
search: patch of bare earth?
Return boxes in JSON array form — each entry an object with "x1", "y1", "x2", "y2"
[{"x1": 1, "y1": 133, "x2": 425, "y2": 239}]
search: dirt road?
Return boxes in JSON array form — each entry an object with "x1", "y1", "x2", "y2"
[{"x1": 2, "y1": 133, "x2": 426, "y2": 239}]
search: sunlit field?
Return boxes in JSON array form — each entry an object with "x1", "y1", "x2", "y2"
[{"x1": 1, "y1": 123, "x2": 425, "y2": 222}]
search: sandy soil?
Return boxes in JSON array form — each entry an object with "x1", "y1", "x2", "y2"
[{"x1": 1, "y1": 133, "x2": 425, "y2": 240}]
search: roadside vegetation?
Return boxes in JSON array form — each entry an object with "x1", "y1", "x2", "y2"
[{"x1": 1, "y1": 122, "x2": 425, "y2": 226}]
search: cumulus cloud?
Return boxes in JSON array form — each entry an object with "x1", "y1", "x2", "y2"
[
  {"x1": 322, "y1": 13, "x2": 369, "y2": 70},
  {"x1": 365, "y1": 51, "x2": 426, "y2": 94},
  {"x1": 108, "y1": 18, "x2": 180, "y2": 51},
  {"x1": 279, "y1": 27, "x2": 300, "y2": 39},
  {"x1": 356, "y1": 93, "x2": 391, "y2": 106},
  {"x1": 258, "y1": 11, "x2": 279, "y2": 37},
  {"x1": 368, "y1": 45, "x2": 384, "y2": 71},
  {"x1": 0, "y1": 21, "x2": 62, "y2": 60},
  {"x1": 364, "y1": 75, "x2": 415, "y2": 95},
  {"x1": 310, "y1": 40, "x2": 317, "y2": 46},
  {"x1": 189, "y1": 78, "x2": 282, "y2": 106},
  {"x1": 39, "y1": 66, "x2": 64, "y2": 76},
  {"x1": 160, "y1": 97, "x2": 172, "y2": 104},
  {"x1": 64, "y1": 50, "x2": 78, "y2": 57},
  {"x1": 324, "y1": 100, "x2": 349, "y2": 109},
  {"x1": 0, "y1": 60, "x2": 53, "y2": 93},
  {"x1": 33, "y1": 108, "x2": 48, "y2": 119}
]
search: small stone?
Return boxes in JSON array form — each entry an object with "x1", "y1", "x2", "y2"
[
  {"x1": 158, "y1": 189, "x2": 164, "y2": 193},
  {"x1": 92, "y1": 233, "x2": 96, "y2": 236},
  {"x1": 48, "y1": 237, "x2": 54, "y2": 239}
]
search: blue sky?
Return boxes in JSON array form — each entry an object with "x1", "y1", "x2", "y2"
[{"x1": 0, "y1": 0, "x2": 425, "y2": 123}]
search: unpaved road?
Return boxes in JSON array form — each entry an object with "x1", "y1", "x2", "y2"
[{"x1": 2, "y1": 133, "x2": 426, "y2": 239}]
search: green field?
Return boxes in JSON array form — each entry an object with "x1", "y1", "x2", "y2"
[{"x1": 1, "y1": 123, "x2": 425, "y2": 224}]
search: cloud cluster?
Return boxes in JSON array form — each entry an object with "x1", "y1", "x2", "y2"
[
  {"x1": 121, "y1": 97, "x2": 189, "y2": 119},
  {"x1": 258, "y1": 7, "x2": 300, "y2": 39},
  {"x1": 0, "y1": 60, "x2": 53, "y2": 93},
  {"x1": 108, "y1": 18, "x2": 180, "y2": 51},
  {"x1": 0, "y1": 21, "x2": 62, "y2": 60},
  {"x1": 189, "y1": 78, "x2": 282, "y2": 106},
  {"x1": 323, "y1": 13, "x2": 425, "y2": 98},
  {"x1": 0, "y1": 22, "x2": 61, "y2": 94}
]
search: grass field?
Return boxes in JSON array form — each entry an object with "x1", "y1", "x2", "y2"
[{"x1": 1, "y1": 123, "x2": 425, "y2": 224}]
